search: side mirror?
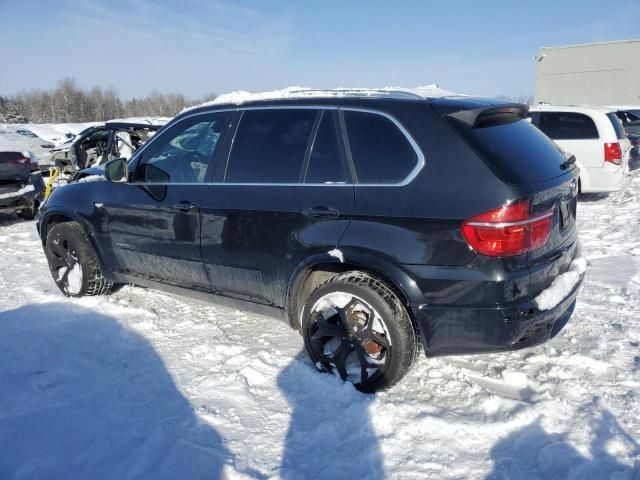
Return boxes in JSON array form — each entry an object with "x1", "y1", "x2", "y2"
[{"x1": 104, "y1": 157, "x2": 129, "y2": 183}]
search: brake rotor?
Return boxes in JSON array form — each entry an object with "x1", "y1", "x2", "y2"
[{"x1": 345, "y1": 304, "x2": 386, "y2": 355}]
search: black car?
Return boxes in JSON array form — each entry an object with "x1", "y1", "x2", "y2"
[
  {"x1": 0, "y1": 146, "x2": 45, "y2": 219},
  {"x1": 37, "y1": 90, "x2": 583, "y2": 392}
]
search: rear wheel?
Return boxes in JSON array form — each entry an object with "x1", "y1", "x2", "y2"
[
  {"x1": 301, "y1": 271, "x2": 416, "y2": 393},
  {"x1": 44, "y1": 222, "x2": 115, "y2": 297}
]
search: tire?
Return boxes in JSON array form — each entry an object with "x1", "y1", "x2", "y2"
[
  {"x1": 44, "y1": 222, "x2": 115, "y2": 297},
  {"x1": 301, "y1": 271, "x2": 417, "y2": 393},
  {"x1": 17, "y1": 201, "x2": 38, "y2": 220}
]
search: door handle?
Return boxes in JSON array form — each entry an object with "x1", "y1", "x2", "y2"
[
  {"x1": 172, "y1": 201, "x2": 198, "y2": 212},
  {"x1": 302, "y1": 206, "x2": 340, "y2": 219}
]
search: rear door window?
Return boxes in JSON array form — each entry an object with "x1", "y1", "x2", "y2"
[
  {"x1": 343, "y1": 110, "x2": 419, "y2": 184},
  {"x1": 606, "y1": 113, "x2": 625, "y2": 140},
  {"x1": 226, "y1": 109, "x2": 317, "y2": 183},
  {"x1": 538, "y1": 112, "x2": 599, "y2": 140},
  {"x1": 305, "y1": 111, "x2": 348, "y2": 184}
]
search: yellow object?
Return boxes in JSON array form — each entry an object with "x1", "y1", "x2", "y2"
[{"x1": 44, "y1": 167, "x2": 60, "y2": 200}]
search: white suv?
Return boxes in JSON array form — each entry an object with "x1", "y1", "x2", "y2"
[{"x1": 529, "y1": 105, "x2": 631, "y2": 193}]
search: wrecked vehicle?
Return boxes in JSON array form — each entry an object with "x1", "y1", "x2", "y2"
[
  {"x1": 50, "y1": 120, "x2": 167, "y2": 174},
  {"x1": 0, "y1": 139, "x2": 45, "y2": 219},
  {"x1": 0, "y1": 128, "x2": 56, "y2": 169}
]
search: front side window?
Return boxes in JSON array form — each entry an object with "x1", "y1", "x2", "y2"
[
  {"x1": 538, "y1": 112, "x2": 599, "y2": 140},
  {"x1": 343, "y1": 110, "x2": 418, "y2": 184},
  {"x1": 226, "y1": 109, "x2": 317, "y2": 183},
  {"x1": 135, "y1": 112, "x2": 230, "y2": 183}
]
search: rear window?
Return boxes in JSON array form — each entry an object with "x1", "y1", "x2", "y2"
[
  {"x1": 449, "y1": 118, "x2": 571, "y2": 185},
  {"x1": 0, "y1": 152, "x2": 23, "y2": 162},
  {"x1": 606, "y1": 113, "x2": 625, "y2": 140},
  {"x1": 343, "y1": 110, "x2": 419, "y2": 184},
  {"x1": 537, "y1": 112, "x2": 599, "y2": 140}
]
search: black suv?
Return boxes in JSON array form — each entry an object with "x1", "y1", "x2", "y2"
[{"x1": 37, "y1": 90, "x2": 583, "y2": 392}]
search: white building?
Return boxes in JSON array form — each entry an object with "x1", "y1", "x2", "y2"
[{"x1": 534, "y1": 39, "x2": 640, "y2": 105}]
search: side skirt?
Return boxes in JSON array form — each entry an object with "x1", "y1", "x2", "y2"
[{"x1": 110, "y1": 271, "x2": 291, "y2": 325}]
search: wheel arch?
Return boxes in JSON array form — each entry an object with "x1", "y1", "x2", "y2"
[
  {"x1": 39, "y1": 209, "x2": 108, "y2": 269},
  {"x1": 286, "y1": 250, "x2": 425, "y2": 338}
]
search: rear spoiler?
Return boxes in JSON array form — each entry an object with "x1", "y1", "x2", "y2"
[{"x1": 447, "y1": 104, "x2": 529, "y2": 128}]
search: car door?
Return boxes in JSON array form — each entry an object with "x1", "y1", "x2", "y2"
[
  {"x1": 103, "y1": 111, "x2": 234, "y2": 289},
  {"x1": 200, "y1": 108, "x2": 354, "y2": 307}
]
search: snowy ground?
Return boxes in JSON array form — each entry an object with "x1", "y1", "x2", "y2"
[{"x1": 1, "y1": 174, "x2": 639, "y2": 479}]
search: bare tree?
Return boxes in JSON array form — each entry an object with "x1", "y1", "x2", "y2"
[{"x1": 2, "y1": 78, "x2": 214, "y2": 123}]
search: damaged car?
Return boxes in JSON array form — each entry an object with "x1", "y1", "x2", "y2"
[
  {"x1": 50, "y1": 120, "x2": 167, "y2": 175},
  {"x1": 0, "y1": 139, "x2": 45, "y2": 219}
]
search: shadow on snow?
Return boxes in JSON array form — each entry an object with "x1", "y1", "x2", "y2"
[
  {"x1": 486, "y1": 410, "x2": 640, "y2": 479},
  {"x1": 0, "y1": 302, "x2": 232, "y2": 479},
  {"x1": 277, "y1": 352, "x2": 385, "y2": 479}
]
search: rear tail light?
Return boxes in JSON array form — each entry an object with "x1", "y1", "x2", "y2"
[
  {"x1": 462, "y1": 200, "x2": 554, "y2": 257},
  {"x1": 10, "y1": 152, "x2": 40, "y2": 172},
  {"x1": 604, "y1": 142, "x2": 622, "y2": 165}
]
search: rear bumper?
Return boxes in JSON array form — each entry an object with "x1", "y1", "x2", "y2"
[
  {"x1": 581, "y1": 163, "x2": 624, "y2": 193},
  {"x1": 413, "y1": 270, "x2": 584, "y2": 357}
]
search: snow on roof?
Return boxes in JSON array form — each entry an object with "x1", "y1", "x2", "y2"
[
  {"x1": 185, "y1": 84, "x2": 461, "y2": 112},
  {"x1": 0, "y1": 136, "x2": 27, "y2": 153}
]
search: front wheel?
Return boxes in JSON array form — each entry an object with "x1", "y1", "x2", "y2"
[
  {"x1": 44, "y1": 222, "x2": 115, "y2": 297},
  {"x1": 301, "y1": 271, "x2": 417, "y2": 393}
]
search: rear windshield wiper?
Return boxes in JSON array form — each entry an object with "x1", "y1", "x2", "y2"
[{"x1": 560, "y1": 154, "x2": 576, "y2": 170}]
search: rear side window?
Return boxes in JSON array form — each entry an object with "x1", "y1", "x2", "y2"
[
  {"x1": 606, "y1": 113, "x2": 625, "y2": 140},
  {"x1": 343, "y1": 110, "x2": 418, "y2": 184},
  {"x1": 449, "y1": 118, "x2": 571, "y2": 185},
  {"x1": 305, "y1": 111, "x2": 348, "y2": 184},
  {"x1": 226, "y1": 109, "x2": 316, "y2": 183},
  {"x1": 538, "y1": 112, "x2": 599, "y2": 140}
]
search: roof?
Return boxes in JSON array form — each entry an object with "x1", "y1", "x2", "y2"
[
  {"x1": 540, "y1": 38, "x2": 640, "y2": 51},
  {"x1": 529, "y1": 104, "x2": 618, "y2": 114},
  {"x1": 102, "y1": 122, "x2": 165, "y2": 129},
  {"x1": 182, "y1": 85, "x2": 461, "y2": 113},
  {"x1": 0, "y1": 136, "x2": 27, "y2": 153},
  {"x1": 605, "y1": 105, "x2": 640, "y2": 111},
  {"x1": 105, "y1": 117, "x2": 170, "y2": 126}
]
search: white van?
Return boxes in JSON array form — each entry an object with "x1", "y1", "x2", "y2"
[{"x1": 529, "y1": 105, "x2": 631, "y2": 193}]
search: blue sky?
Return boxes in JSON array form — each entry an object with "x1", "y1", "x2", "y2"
[{"x1": 1, "y1": 0, "x2": 639, "y2": 99}]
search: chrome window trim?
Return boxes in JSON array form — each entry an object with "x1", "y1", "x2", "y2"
[
  {"x1": 128, "y1": 104, "x2": 426, "y2": 188},
  {"x1": 339, "y1": 106, "x2": 426, "y2": 187},
  {"x1": 466, "y1": 210, "x2": 554, "y2": 228}
]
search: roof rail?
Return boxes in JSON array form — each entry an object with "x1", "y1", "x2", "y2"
[{"x1": 286, "y1": 88, "x2": 427, "y2": 101}]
